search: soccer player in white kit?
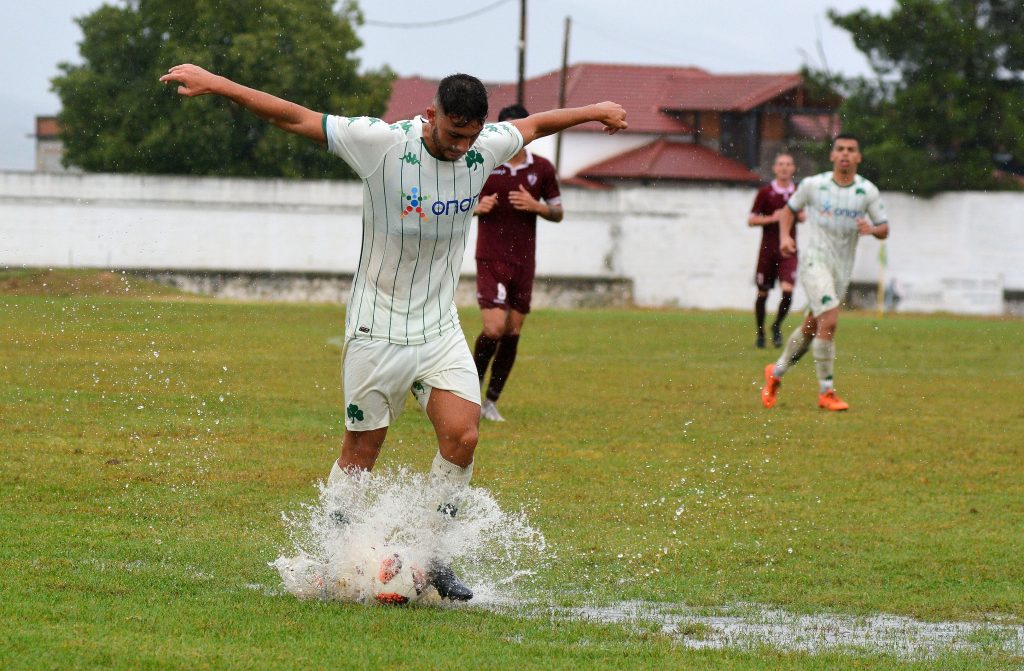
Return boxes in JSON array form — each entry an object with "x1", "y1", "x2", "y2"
[
  {"x1": 160, "y1": 64, "x2": 627, "y2": 599},
  {"x1": 761, "y1": 135, "x2": 890, "y2": 411}
]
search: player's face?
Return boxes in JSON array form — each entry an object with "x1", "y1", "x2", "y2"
[
  {"x1": 425, "y1": 107, "x2": 483, "y2": 161},
  {"x1": 830, "y1": 139, "x2": 862, "y2": 173},
  {"x1": 772, "y1": 155, "x2": 796, "y2": 181}
]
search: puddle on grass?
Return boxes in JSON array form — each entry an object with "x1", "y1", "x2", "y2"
[
  {"x1": 513, "y1": 600, "x2": 1024, "y2": 658},
  {"x1": 266, "y1": 470, "x2": 1021, "y2": 657},
  {"x1": 272, "y1": 468, "x2": 546, "y2": 605}
]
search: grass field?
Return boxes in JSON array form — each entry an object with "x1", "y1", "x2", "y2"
[{"x1": 2, "y1": 270, "x2": 1022, "y2": 669}]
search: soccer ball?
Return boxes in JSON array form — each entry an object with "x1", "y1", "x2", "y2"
[{"x1": 372, "y1": 552, "x2": 426, "y2": 605}]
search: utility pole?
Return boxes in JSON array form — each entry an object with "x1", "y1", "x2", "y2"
[
  {"x1": 555, "y1": 16, "x2": 571, "y2": 175},
  {"x1": 517, "y1": 0, "x2": 527, "y2": 106}
]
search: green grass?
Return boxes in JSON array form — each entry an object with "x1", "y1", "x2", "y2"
[{"x1": 1, "y1": 277, "x2": 1022, "y2": 669}]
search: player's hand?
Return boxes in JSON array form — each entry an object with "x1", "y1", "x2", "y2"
[
  {"x1": 856, "y1": 217, "x2": 874, "y2": 236},
  {"x1": 475, "y1": 193, "x2": 498, "y2": 215},
  {"x1": 593, "y1": 101, "x2": 628, "y2": 135},
  {"x1": 160, "y1": 64, "x2": 222, "y2": 97},
  {"x1": 507, "y1": 185, "x2": 539, "y2": 212},
  {"x1": 780, "y1": 236, "x2": 796, "y2": 257}
]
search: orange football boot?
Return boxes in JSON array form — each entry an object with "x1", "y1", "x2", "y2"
[
  {"x1": 761, "y1": 363, "x2": 781, "y2": 408},
  {"x1": 818, "y1": 390, "x2": 849, "y2": 411}
]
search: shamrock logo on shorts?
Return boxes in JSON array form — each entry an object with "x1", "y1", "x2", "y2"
[
  {"x1": 822, "y1": 295, "x2": 833, "y2": 305},
  {"x1": 347, "y1": 404, "x2": 364, "y2": 422},
  {"x1": 465, "y1": 150, "x2": 484, "y2": 170},
  {"x1": 412, "y1": 381, "x2": 425, "y2": 394}
]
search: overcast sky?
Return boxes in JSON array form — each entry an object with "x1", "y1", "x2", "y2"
[{"x1": 1, "y1": 0, "x2": 894, "y2": 171}]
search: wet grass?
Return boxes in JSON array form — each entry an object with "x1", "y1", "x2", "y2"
[{"x1": 1, "y1": 280, "x2": 1022, "y2": 669}]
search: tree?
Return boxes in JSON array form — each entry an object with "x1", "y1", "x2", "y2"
[
  {"x1": 823, "y1": 0, "x2": 1024, "y2": 194},
  {"x1": 52, "y1": 0, "x2": 393, "y2": 179}
]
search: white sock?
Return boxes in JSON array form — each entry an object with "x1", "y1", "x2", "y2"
[
  {"x1": 430, "y1": 451, "x2": 473, "y2": 519},
  {"x1": 774, "y1": 327, "x2": 812, "y2": 377},
  {"x1": 327, "y1": 459, "x2": 348, "y2": 487},
  {"x1": 812, "y1": 338, "x2": 836, "y2": 394},
  {"x1": 429, "y1": 451, "x2": 473, "y2": 488}
]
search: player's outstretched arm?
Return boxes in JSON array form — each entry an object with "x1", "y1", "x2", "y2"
[
  {"x1": 159, "y1": 64, "x2": 326, "y2": 144},
  {"x1": 511, "y1": 102, "x2": 627, "y2": 145}
]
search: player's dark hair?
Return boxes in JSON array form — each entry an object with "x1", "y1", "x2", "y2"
[
  {"x1": 497, "y1": 104, "x2": 529, "y2": 121},
  {"x1": 435, "y1": 74, "x2": 488, "y2": 125},
  {"x1": 833, "y1": 133, "x2": 860, "y2": 148}
]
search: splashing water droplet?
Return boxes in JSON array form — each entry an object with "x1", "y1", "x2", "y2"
[{"x1": 273, "y1": 468, "x2": 546, "y2": 606}]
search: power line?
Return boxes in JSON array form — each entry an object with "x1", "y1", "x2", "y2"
[{"x1": 364, "y1": 0, "x2": 513, "y2": 29}]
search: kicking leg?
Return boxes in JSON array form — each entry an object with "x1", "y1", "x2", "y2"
[{"x1": 424, "y1": 388, "x2": 479, "y2": 600}]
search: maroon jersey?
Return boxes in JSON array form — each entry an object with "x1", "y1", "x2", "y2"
[
  {"x1": 751, "y1": 180, "x2": 797, "y2": 248},
  {"x1": 475, "y1": 151, "x2": 561, "y2": 267}
]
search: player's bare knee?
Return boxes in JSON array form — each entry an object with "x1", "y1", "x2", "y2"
[
  {"x1": 482, "y1": 323, "x2": 505, "y2": 339},
  {"x1": 439, "y1": 428, "x2": 477, "y2": 467},
  {"x1": 457, "y1": 424, "x2": 479, "y2": 452}
]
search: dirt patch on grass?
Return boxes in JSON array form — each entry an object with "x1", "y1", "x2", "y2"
[{"x1": 0, "y1": 268, "x2": 185, "y2": 298}]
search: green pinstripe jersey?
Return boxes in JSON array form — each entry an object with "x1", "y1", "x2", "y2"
[
  {"x1": 324, "y1": 115, "x2": 524, "y2": 345},
  {"x1": 787, "y1": 172, "x2": 888, "y2": 279}
]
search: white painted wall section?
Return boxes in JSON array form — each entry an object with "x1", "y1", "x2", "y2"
[{"x1": 1, "y1": 171, "x2": 1021, "y2": 315}]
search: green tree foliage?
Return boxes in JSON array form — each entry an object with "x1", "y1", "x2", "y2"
[
  {"x1": 824, "y1": 0, "x2": 1024, "y2": 194},
  {"x1": 52, "y1": 0, "x2": 393, "y2": 179}
]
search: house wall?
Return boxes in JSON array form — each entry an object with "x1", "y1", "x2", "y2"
[{"x1": 1, "y1": 171, "x2": 1019, "y2": 315}]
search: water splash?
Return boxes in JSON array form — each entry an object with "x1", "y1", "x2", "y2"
[{"x1": 273, "y1": 468, "x2": 546, "y2": 605}]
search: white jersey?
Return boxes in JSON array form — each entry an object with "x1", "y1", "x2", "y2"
[
  {"x1": 324, "y1": 115, "x2": 524, "y2": 345},
  {"x1": 787, "y1": 172, "x2": 888, "y2": 279}
]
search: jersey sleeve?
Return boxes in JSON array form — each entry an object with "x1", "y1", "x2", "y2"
[
  {"x1": 750, "y1": 187, "x2": 768, "y2": 215},
  {"x1": 540, "y1": 160, "x2": 561, "y2": 205},
  {"x1": 866, "y1": 184, "x2": 889, "y2": 224},
  {"x1": 787, "y1": 177, "x2": 812, "y2": 211},
  {"x1": 323, "y1": 114, "x2": 406, "y2": 179},
  {"x1": 475, "y1": 122, "x2": 525, "y2": 166}
]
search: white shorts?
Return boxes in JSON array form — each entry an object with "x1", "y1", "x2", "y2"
[
  {"x1": 800, "y1": 258, "x2": 848, "y2": 317},
  {"x1": 342, "y1": 328, "x2": 481, "y2": 431}
]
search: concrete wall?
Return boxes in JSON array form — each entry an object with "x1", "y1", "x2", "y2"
[{"x1": 1, "y1": 171, "x2": 1021, "y2": 315}]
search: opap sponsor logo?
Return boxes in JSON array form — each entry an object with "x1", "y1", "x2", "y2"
[{"x1": 402, "y1": 185, "x2": 480, "y2": 221}]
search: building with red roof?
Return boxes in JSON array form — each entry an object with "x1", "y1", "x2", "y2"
[{"x1": 384, "y1": 63, "x2": 840, "y2": 187}]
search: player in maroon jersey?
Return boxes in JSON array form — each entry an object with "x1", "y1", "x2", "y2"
[
  {"x1": 472, "y1": 104, "x2": 563, "y2": 422},
  {"x1": 748, "y1": 153, "x2": 802, "y2": 348}
]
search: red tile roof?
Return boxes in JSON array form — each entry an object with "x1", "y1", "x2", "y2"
[
  {"x1": 486, "y1": 64, "x2": 706, "y2": 134},
  {"x1": 658, "y1": 73, "x2": 804, "y2": 112},
  {"x1": 384, "y1": 64, "x2": 810, "y2": 134},
  {"x1": 576, "y1": 139, "x2": 762, "y2": 184},
  {"x1": 35, "y1": 116, "x2": 60, "y2": 138},
  {"x1": 384, "y1": 76, "x2": 441, "y2": 123}
]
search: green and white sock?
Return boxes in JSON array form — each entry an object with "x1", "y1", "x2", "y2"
[
  {"x1": 774, "y1": 327, "x2": 812, "y2": 377},
  {"x1": 812, "y1": 337, "x2": 836, "y2": 394}
]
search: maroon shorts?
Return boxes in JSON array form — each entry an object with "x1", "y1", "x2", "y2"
[
  {"x1": 476, "y1": 258, "x2": 534, "y2": 314},
  {"x1": 755, "y1": 245, "x2": 798, "y2": 290}
]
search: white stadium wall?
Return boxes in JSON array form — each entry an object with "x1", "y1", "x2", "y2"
[{"x1": 1, "y1": 171, "x2": 1021, "y2": 315}]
